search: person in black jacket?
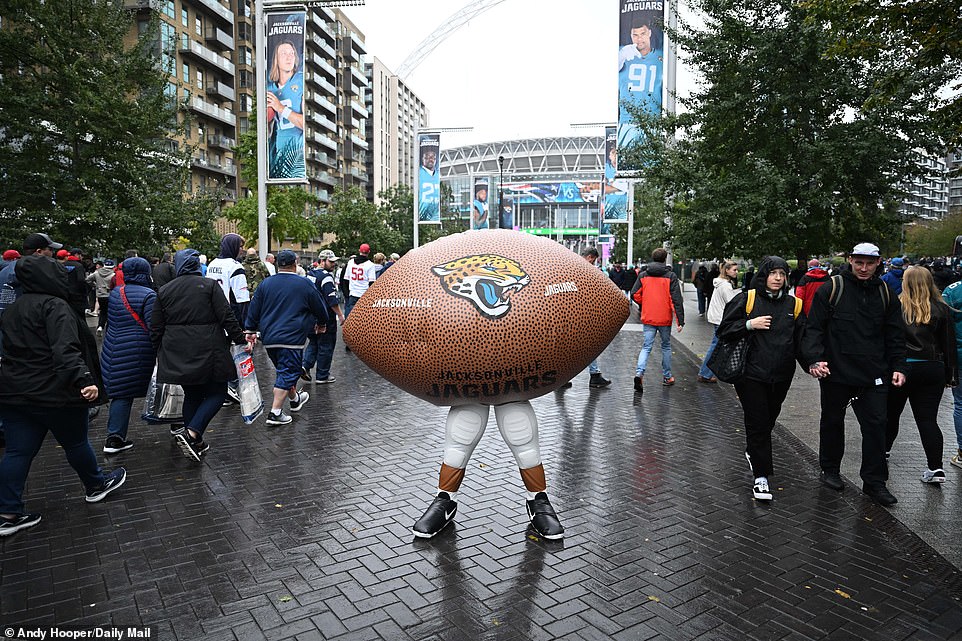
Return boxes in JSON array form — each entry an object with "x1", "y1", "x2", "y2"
[
  {"x1": 801, "y1": 242, "x2": 907, "y2": 507},
  {"x1": 151, "y1": 249, "x2": 253, "y2": 462},
  {"x1": 152, "y1": 253, "x2": 176, "y2": 290},
  {"x1": 0, "y1": 255, "x2": 127, "y2": 537},
  {"x1": 885, "y1": 266, "x2": 957, "y2": 483},
  {"x1": 717, "y1": 256, "x2": 804, "y2": 501}
]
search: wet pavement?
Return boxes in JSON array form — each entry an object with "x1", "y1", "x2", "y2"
[{"x1": 1, "y1": 309, "x2": 961, "y2": 640}]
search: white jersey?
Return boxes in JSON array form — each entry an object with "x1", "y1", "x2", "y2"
[
  {"x1": 346, "y1": 258, "x2": 378, "y2": 298},
  {"x1": 205, "y1": 257, "x2": 250, "y2": 304}
]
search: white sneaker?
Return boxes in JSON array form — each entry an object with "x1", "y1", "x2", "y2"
[
  {"x1": 288, "y1": 391, "x2": 309, "y2": 412},
  {"x1": 265, "y1": 410, "x2": 292, "y2": 425},
  {"x1": 921, "y1": 469, "x2": 946, "y2": 484},
  {"x1": 752, "y1": 477, "x2": 772, "y2": 501}
]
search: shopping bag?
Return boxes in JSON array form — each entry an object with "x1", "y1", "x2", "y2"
[
  {"x1": 141, "y1": 365, "x2": 185, "y2": 423},
  {"x1": 232, "y1": 345, "x2": 264, "y2": 424},
  {"x1": 706, "y1": 335, "x2": 751, "y2": 384}
]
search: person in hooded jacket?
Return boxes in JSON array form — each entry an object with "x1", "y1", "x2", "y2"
[
  {"x1": 795, "y1": 259, "x2": 832, "y2": 316},
  {"x1": 630, "y1": 247, "x2": 685, "y2": 392},
  {"x1": 0, "y1": 255, "x2": 127, "y2": 537},
  {"x1": 697, "y1": 260, "x2": 740, "y2": 383},
  {"x1": 87, "y1": 259, "x2": 115, "y2": 334},
  {"x1": 100, "y1": 258, "x2": 157, "y2": 455},
  {"x1": 206, "y1": 233, "x2": 250, "y2": 328},
  {"x1": 717, "y1": 256, "x2": 805, "y2": 501},
  {"x1": 152, "y1": 249, "x2": 253, "y2": 462},
  {"x1": 880, "y1": 257, "x2": 906, "y2": 295}
]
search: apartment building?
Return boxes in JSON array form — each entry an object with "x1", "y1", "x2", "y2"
[
  {"x1": 899, "y1": 152, "x2": 949, "y2": 221},
  {"x1": 364, "y1": 56, "x2": 430, "y2": 204}
]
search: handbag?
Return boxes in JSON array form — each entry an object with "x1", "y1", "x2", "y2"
[
  {"x1": 232, "y1": 344, "x2": 264, "y2": 424},
  {"x1": 141, "y1": 365, "x2": 185, "y2": 423},
  {"x1": 707, "y1": 335, "x2": 752, "y2": 383}
]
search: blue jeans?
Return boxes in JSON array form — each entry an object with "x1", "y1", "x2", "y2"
[
  {"x1": 106, "y1": 397, "x2": 134, "y2": 439},
  {"x1": 696, "y1": 289, "x2": 707, "y2": 315},
  {"x1": 0, "y1": 404, "x2": 105, "y2": 514},
  {"x1": 588, "y1": 358, "x2": 600, "y2": 375},
  {"x1": 636, "y1": 325, "x2": 673, "y2": 378},
  {"x1": 344, "y1": 295, "x2": 360, "y2": 319},
  {"x1": 698, "y1": 325, "x2": 720, "y2": 379},
  {"x1": 952, "y1": 384, "x2": 962, "y2": 451},
  {"x1": 181, "y1": 381, "x2": 227, "y2": 437},
  {"x1": 304, "y1": 329, "x2": 337, "y2": 379}
]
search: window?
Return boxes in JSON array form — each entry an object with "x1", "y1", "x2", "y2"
[
  {"x1": 163, "y1": 1, "x2": 174, "y2": 19},
  {"x1": 160, "y1": 22, "x2": 176, "y2": 74},
  {"x1": 239, "y1": 94, "x2": 249, "y2": 112},
  {"x1": 182, "y1": 87, "x2": 190, "y2": 103},
  {"x1": 239, "y1": 117, "x2": 249, "y2": 135},
  {"x1": 196, "y1": 70, "x2": 203, "y2": 90},
  {"x1": 181, "y1": 8, "x2": 188, "y2": 27},
  {"x1": 182, "y1": 62, "x2": 189, "y2": 83},
  {"x1": 244, "y1": 47, "x2": 253, "y2": 67},
  {"x1": 195, "y1": 17, "x2": 202, "y2": 36},
  {"x1": 198, "y1": 124, "x2": 206, "y2": 141}
]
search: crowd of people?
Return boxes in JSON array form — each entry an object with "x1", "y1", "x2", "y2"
[{"x1": 0, "y1": 230, "x2": 397, "y2": 537}]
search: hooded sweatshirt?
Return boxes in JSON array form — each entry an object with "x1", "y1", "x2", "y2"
[
  {"x1": 706, "y1": 275, "x2": 739, "y2": 325},
  {"x1": 0, "y1": 255, "x2": 105, "y2": 406},
  {"x1": 87, "y1": 264, "x2": 115, "y2": 298}
]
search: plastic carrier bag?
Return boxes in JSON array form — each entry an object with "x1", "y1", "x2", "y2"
[
  {"x1": 141, "y1": 365, "x2": 185, "y2": 423},
  {"x1": 232, "y1": 345, "x2": 264, "y2": 424}
]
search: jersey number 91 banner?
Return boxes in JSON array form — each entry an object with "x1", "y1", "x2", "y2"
[
  {"x1": 617, "y1": 0, "x2": 665, "y2": 171},
  {"x1": 418, "y1": 133, "x2": 441, "y2": 224},
  {"x1": 265, "y1": 11, "x2": 307, "y2": 183}
]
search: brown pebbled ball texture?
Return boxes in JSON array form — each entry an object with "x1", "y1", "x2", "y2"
[{"x1": 343, "y1": 229, "x2": 629, "y2": 406}]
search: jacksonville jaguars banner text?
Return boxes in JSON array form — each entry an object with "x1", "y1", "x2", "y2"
[
  {"x1": 602, "y1": 127, "x2": 629, "y2": 222},
  {"x1": 472, "y1": 177, "x2": 490, "y2": 230},
  {"x1": 617, "y1": 0, "x2": 665, "y2": 173},
  {"x1": 418, "y1": 133, "x2": 441, "y2": 224},
  {"x1": 265, "y1": 11, "x2": 307, "y2": 183}
]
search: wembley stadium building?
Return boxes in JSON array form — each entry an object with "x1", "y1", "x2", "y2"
[{"x1": 440, "y1": 136, "x2": 606, "y2": 253}]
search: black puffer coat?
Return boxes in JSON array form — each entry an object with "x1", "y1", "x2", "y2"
[
  {"x1": 151, "y1": 249, "x2": 246, "y2": 385},
  {"x1": 0, "y1": 255, "x2": 105, "y2": 406}
]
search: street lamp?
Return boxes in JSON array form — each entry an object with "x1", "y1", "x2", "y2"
[{"x1": 498, "y1": 154, "x2": 505, "y2": 229}]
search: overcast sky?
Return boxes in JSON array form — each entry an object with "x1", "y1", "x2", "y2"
[{"x1": 343, "y1": 0, "x2": 698, "y2": 148}]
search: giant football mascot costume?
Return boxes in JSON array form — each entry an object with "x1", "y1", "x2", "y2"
[{"x1": 343, "y1": 231, "x2": 628, "y2": 539}]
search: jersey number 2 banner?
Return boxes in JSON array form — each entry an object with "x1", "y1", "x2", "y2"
[
  {"x1": 418, "y1": 133, "x2": 441, "y2": 224},
  {"x1": 266, "y1": 11, "x2": 307, "y2": 183}
]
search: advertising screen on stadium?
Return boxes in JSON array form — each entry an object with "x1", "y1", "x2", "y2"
[
  {"x1": 602, "y1": 127, "x2": 629, "y2": 222},
  {"x1": 418, "y1": 133, "x2": 441, "y2": 223},
  {"x1": 503, "y1": 181, "x2": 601, "y2": 205},
  {"x1": 265, "y1": 11, "x2": 307, "y2": 183},
  {"x1": 617, "y1": 0, "x2": 665, "y2": 173},
  {"x1": 472, "y1": 177, "x2": 490, "y2": 230}
]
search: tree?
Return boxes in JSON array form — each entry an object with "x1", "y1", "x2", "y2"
[
  {"x1": 0, "y1": 0, "x2": 216, "y2": 255},
  {"x1": 317, "y1": 187, "x2": 404, "y2": 259},
  {"x1": 377, "y1": 183, "x2": 415, "y2": 252},
  {"x1": 905, "y1": 213, "x2": 962, "y2": 258},
  {"x1": 225, "y1": 113, "x2": 319, "y2": 248},
  {"x1": 622, "y1": 0, "x2": 938, "y2": 262}
]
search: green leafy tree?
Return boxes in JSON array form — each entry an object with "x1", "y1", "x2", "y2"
[
  {"x1": 622, "y1": 0, "x2": 936, "y2": 262},
  {"x1": 377, "y1": 183, "x2": 415, "y2": 252},
  {"x1": 906, "y1": 212, "x2": 962, "y2": 258},
  {"x1": 226, "y1": 115, "x2": 319, "y2": 248},
  {"x1": 0, "y1": 0, "x2": 216, "y2": 255},
  {"x1": 420, "y1": 183, "x2": 467, "y2": 245},
  {"x1": 317, "y1": 186, "x2": 404, "y2": 259}
]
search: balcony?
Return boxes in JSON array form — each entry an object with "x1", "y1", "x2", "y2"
[
  {"x1": 207, "y1": 134, "x2": 236, "y2": 150},
  {"x1": 309, "y1": 111, "x2": 337, "y2": 134},
  {"x1": 349, "y1": 32, "x2": 365, "y2": 54},
  {"x1": 312, "y1": 132, "x2": 337, "y2": 151},
  {"x1": 350, "y1": 65, "x2": 368, "y2": 87},
  {"x1": 350, "y1": 134, "x2": 368, "y2": 150},
  {"x1": 306, "y1": 92, "x2": 336, "y2": 117},
  {"x1": 179, "y1": 38, "x2": 235, "y2": 76},
  {"x1": 205, "y1": 80, "x2": 235, "y2": 102},
  {"x1": 311, "y1": 53, "x2": 337, "y2": 80},
  {"x1": 195, "y1": 0, "x2": 234, "y2": 26},
  {"x1": 205, "y1": 27, "x2": 234, "y2": 51},
  {"x1": 308, "y1": 150, "x2": 335, "y2": 168},
  {"x1": 192, "y1": 156, "x2": 236, "y2": 177},
  {"x1": 307, "y1": 33, "x2": 338, "y2": 61},
  {"x1": 189, "y1": 96, "x2": 236, "y2": 126},
  {"x1": 307, "y1": 72, "x2": 336, "y2": 96},
  {"x1": 122, "y1": 0, "x2": 163, "y2": 10},
  {"x1": 311, "y1": 13, "x2": 336, "y2": 42},
  {"x1": 350, "y1": 99, "x2": 368, "y2": 119},
  {"x1": 308, "y1": 170, "x2": 337, "y2": 188}
]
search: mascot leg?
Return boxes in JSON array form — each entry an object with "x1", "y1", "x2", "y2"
[
  {"x1": 412, "y1": 404, "x2": 489, "y2": 539},
  {"x1": 494, "y1": 401, "x2": 564, "y2": 540}
]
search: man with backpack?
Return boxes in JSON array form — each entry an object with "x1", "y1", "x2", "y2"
[{"x1": 801, "y1": 243, "x2": 906, "y2": 507}]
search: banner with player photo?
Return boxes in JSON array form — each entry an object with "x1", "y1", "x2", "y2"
[
  {"x1": 417, "y1": 133, "x2": 441, "y2": 223},
  {"x1": 265, "y1": 11, "x2": 307, "y2": 183},
  {"x1": 617, "y1": 0, "x2": 665, "y2": 173},
  {"x1": 602, "y1": 127, "x2": 629, "y2": 222},
  {"x1": 471, "y1": 177, "x2": 490, "y2": 230}
]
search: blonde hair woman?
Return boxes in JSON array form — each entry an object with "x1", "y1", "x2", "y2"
[
  {"x1": 886, "y1": 266, "x2": 957, "y2": 484},
  {"x1": 698, "y1": 260, "x2": 740, "y2": 383}
]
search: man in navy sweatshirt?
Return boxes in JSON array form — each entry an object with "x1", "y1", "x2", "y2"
[{"x1": 245, "y1": 250, "x2": 329, "y2": 425}]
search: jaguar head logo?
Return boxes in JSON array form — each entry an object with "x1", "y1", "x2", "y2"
[{"x1": 431, "y1": 254, "x2": 530, "y2": 319}]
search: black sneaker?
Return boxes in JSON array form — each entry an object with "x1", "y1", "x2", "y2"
[
  {"x1": 820, "y1": 470, "x2": 844, "y2": 491},
  {"x1": 103, "y1": 435, "x2": 133, "y2": 454},
  {"x1": 300, "y1": 367, "x2": 312, "y2": 382},
  {"x1": 526, "y1": 492, "x2": 564, "y2": 539},
  {"x1": 288, "y1": 390, "x2": 310, "y2": 412},
  {"x1": 169, "y1": 423, "x2": 185, "y2": 440},
  {"x1": 0, "y1": 513, "x2": 42, "y2": 537},
  {"x1": 412, "y1": 492, "x2": 458, "y2": 539},
  {"x1": 589, "y1": 373, "x2": 611, "y2": 388},
  {"x1": 175, "y1": 431, "x2": 210, "y2": 462},
  {"x1": 634, "y1": 376, "x2": 643, "y2": 393},
  {"x1": 559, "y1": 380, "x2": 573, "y2": 389},
  {"x1": 225, "y1": 382, "x2": 240, "y2": 404},
  {"x1": 85, "y1": 468, "x2": 127, "y2": 503},
  {"x1": 863, "y1": 484, "x2": 898, "y2": 507}
]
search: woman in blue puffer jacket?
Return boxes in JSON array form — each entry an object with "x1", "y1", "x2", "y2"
[{"x1": 100, "y1": 257, "x2": 156, "y2": 455}]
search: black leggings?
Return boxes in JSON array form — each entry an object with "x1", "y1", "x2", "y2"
[{"x1": 886, "y1": 360, "x2": 945, "y2": 470}]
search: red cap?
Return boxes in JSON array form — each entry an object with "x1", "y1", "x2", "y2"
[
  {"x1": 2, "y1": 249, "x2": 21, "y2": 261},
  {"x1": 359, "y1": 243, "x2": 370, "y2": 254},
  {"x1": 56, "y1": 249, "x2": 70, "y2": 259}
]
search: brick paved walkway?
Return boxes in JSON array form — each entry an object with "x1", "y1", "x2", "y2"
[{"x1": 2, "y1": 318, "x2": 962, "y2": 640}]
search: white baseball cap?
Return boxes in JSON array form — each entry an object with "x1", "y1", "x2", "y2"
[{"x1": 850, "y1": 242, "x2": 880, "y2": 257}]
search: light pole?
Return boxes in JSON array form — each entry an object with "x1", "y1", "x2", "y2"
[{"x1": 498, "y1": 154, "x2": 505, "y2": 229}]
